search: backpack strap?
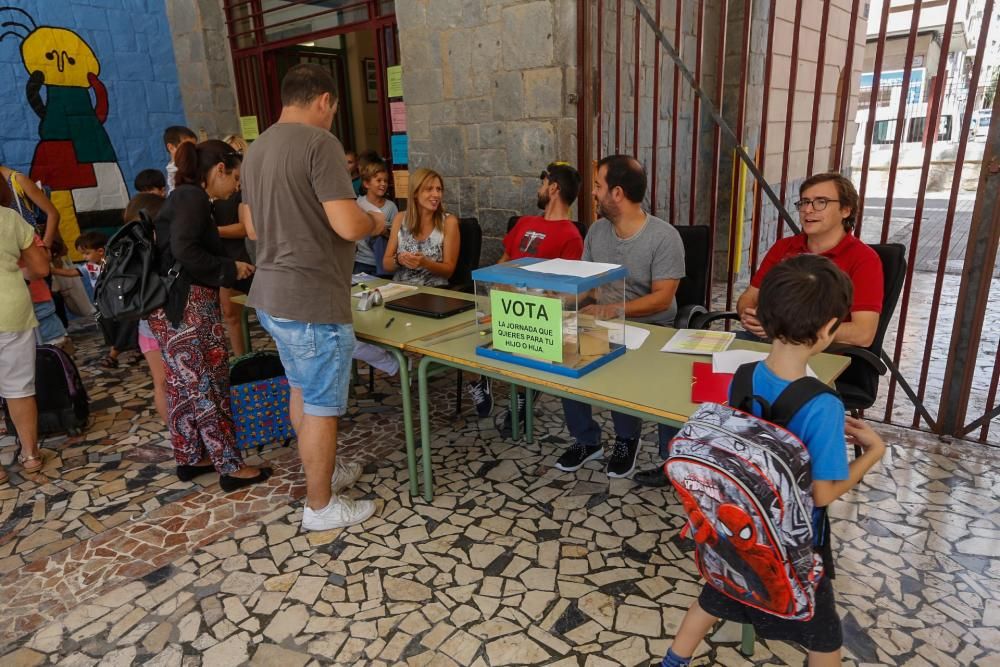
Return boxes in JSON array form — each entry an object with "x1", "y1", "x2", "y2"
[
  {"x1": 769, "y1": 377, "x2": 839, "y2": 427},
  {"x1": 730, "y1": 362, "x2": 763, "y2": 412}
]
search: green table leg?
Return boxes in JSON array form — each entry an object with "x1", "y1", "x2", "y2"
[
  {"x1": 418, "y1": 356, "x2": 435, "y2": 501},
  {"x1": 509, "y1": 382, "x2": 520, "y2": 440},
  {"x1": 524, "y1": 387, "x2": 534, "y2": 444},
  {"x1": 240, "y1": 306, "x2": 252, "y2": 353},
  {"x1": 385, "y1": 348, "x2": 418, "y2": 497},
  {"x1": 740, "y1": 622, "x2": 755, "y2": 656}
]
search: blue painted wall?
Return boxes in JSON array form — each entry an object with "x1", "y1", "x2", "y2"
[{"x1": 0, "y1": 0, "x2": 186, "y2": 196}]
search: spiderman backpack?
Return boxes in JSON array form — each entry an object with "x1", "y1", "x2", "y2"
[{"x1": 665, "y1": 362, "x2": 837, "y2": 620}]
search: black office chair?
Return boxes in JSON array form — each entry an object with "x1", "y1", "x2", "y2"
[
  {"x1": 448, "y1": 217, "x2": 482, "y2": 293},
  {"x1": 672, "y1": 225, "x2": 712, "y2": 329},
  {"x1": 828, "y1": 243, "x2": 907, "y2": 416},
  {"x1": 505, "y1": 215, "x2": 589, "y2": 241}
]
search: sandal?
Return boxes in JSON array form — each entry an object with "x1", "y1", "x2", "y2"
[
  {"x1": 100, "y1": 355, "x2": 119, "y2": 369},
  {"x1": 19, "y1": 454, "x2": 44, "y2": 474}
]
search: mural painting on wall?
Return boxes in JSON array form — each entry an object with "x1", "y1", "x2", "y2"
[{"x1": 0, "y1": 6, "x2": 128, "y2": 254}]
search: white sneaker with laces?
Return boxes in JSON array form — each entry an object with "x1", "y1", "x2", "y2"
[
  {"x1": 331, "y1": 461, "x2": 363, "y2": 493},
  {"x1": 302, "y1": 496, "x2": 376, "y2": 531}
]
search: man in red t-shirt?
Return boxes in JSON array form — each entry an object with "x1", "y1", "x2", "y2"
[
  {"x1": 499, "y1": 162, "x2": 584, "y2": 262},
  {"x1": 737, "y1": 172, "x2": 883, "y2": 347},
  {"x1": 466, "y1": 162, "x2": 585, "y2": 426}
]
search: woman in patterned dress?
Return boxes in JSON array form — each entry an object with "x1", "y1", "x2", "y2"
[{"x1": 147, "y1": 140, "x2": 270, "y2": 492}]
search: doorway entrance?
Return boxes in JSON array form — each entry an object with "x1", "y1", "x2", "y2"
[{"x1": 222, "y1": 0, "x2": 399, "y2": 159}]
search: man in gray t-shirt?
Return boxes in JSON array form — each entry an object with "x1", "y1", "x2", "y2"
[
  {"x1": 556, "y1": 155, "x2": 685, "y2": 479},
  {"x1": 240, "y1": 64, "x2": 385, "y2": 533}
]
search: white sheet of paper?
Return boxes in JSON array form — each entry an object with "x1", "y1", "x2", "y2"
[
  {"x1": 520, "y1": 258, "x2": 621, "y2": 278},
  {"x1": 597, "y1": 320, "x2": 651, "y2": 350},
  {"x1": 712, "y1": 349, "x2": 817, "y2": 378}
]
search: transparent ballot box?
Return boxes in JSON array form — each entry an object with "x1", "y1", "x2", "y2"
[{"x1": 471, "y1": 258, "x2": 628, "y2": 378}]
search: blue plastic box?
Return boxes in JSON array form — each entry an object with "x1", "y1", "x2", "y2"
[{"x1": 471, "y1": 258, "x2": 628, "y2": 378}]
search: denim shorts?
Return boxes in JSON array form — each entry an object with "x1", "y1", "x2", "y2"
[{"x1": 257, "y1": 310, "x2": 355, "y2": 417}]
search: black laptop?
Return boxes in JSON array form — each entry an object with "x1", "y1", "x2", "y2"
[{"x1": 384, "y1": 293, "x2": 476, "y2": 319}]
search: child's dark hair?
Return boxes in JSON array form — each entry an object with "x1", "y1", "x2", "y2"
[
  {"x1": 174, "y1": 140, "x2": 242, "y2": 188},
  {"x1": 163, "y1": 125, "x2": 196, "y2": 148},
  {"x1": 757, "y1": 254, "x2": 853, "y2": 346},
  {"x1": 50, "y1": 236, "x2": 68, "y2": 257},
  {"x1": 134, "y1": 169, "x2": 166, "y2": 192},
  {"x1": 124, "y1": 193, "x2": 166, "y2": 223},
  {"x1": 75, "y1": 231, "x2": 109, "y2": 252}
]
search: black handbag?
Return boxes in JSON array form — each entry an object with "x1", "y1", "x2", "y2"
[{"x1": 94, "y1": 212, "x2": 180, "y2": 322}]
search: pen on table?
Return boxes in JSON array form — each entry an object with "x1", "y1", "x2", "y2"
[{"x1": 385, "y1": 317, "x2": 395, "y2": 329}]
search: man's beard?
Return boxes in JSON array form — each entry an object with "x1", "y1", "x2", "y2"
[{"x1": 537, "y1": 192, "x2": 550, "y2": 210}]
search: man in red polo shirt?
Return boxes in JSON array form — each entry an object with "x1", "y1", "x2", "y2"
[
  {"x1": 635, "y1": 172, "x2": 883, "y2": 489},
  {"x1": 738, "y1": 172, "x2": 883, "y2": 346}
]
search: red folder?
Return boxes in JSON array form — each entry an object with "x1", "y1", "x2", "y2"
[{"x1": 692, "y1": 362, "x2": 733, "y2": 404}]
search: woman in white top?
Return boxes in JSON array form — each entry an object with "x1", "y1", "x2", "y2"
[{"x1": 382, "y1": 167, "x2": 459, "y2": 286}]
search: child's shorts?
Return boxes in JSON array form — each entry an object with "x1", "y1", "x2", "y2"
[
  {"x1": 698, "y1": 577, "x2": 843, "y2": 653},
  {"x1": 138, "y1": 320, "x2": 159, "y2": 354}
]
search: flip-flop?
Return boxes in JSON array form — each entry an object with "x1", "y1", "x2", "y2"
[
  {"x1": 100, "y1": 355, "x2": 119, "y2": 369},
  {"x1": 19, "y1": 454, "x2": 44, "y2": 474}
]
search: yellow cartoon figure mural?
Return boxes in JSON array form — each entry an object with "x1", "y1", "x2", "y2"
[{"x1": 1, "y1": 6, "x2": 128, "y2": 255}]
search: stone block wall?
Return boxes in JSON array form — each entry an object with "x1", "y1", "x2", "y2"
[
  {"x1": 0, "y1": 0, "x2": 188, "y2": 193},
  {"x1": 165, "y1": 0, "x2": 241, "y2": 141},
  {"x1": 396, "y1": 0, "x2": 578, "y2": 264}
]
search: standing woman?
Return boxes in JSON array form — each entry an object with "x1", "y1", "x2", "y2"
[
  {"x1": 381, "y1": 167, "x2": 459, "y2": 287},
  {"x1": 148, "y1": 140, "x2": 270, "y2": 491},
  {"x1": 213, "y1": 134, "x2": 252, "y2": 356}
]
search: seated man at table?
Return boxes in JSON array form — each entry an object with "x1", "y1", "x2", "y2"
[
  {"x1": 556, "y1": 155, "x2": 685, "y2": 478},
  {"x1": 465, "y1": 161, "x2": 585, "y2": 429},
  {"x1": 736, "y1": 172, "x2": 883, "y2": 346},
  {"x1": 633, "y1": 171, "x2": 884, "y2": 488}
]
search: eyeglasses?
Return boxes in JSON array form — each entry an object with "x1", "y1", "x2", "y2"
[
  {"x1": 540, "y1": 161, "x2": 571, "y2": 181},
  {"x1": 793, "y1": 197, "x2": 839, "y2": 212}
]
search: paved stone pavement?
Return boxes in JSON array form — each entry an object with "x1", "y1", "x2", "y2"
[{"x1": 1, "y1": 323, "x2": 999, "y2": 666}]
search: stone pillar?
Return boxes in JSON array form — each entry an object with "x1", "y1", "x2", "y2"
[
  {"x1": 165, "y1": 0, "x2": 241, "y2": 140},
  {"x1": 396, "y1": 0, "x2": 578, "y2": 264}
]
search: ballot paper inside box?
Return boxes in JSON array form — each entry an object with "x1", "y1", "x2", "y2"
[{"x1": 471, "y1": 258, "x2": 628, "y2": 378}]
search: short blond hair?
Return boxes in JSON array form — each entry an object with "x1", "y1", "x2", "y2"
[{"x1": 224, "y1": 135, "x2": 249, "y2": 154}]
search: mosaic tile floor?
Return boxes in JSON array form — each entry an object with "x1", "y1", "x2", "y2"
[{"x1": 1, "y1": 322, "x2": 998, "y2": 666}]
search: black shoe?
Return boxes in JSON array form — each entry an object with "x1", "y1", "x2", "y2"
[
  {"x1": 466, "y1": 377, "x2": 494, "y2": 418},
  {"x1": 555, "y1": 442, "x2": 604, "y2": 472},
  {"x1": 607, "y1": 436, "x2": 640, "y2": 478},
  {"x1": 634, "y1": 465, "x2": 669, "y2": 488},
  {"x1": 177, "y1": 464, "x2": 216, "y2": 481},
  {"x1": 219, "y1": 467, "x2": 273, "y2": 492},
  {"x1": 499, "y1": 392, "x2": 527, "y2": 439}
]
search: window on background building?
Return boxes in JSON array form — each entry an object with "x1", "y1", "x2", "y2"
[
  {"x1": 877, "y1": 85, "x2": 894, "y2": 108},
  {"x1": 938, "y1": 115, "x2": 953, "y2": 141},
  {"x1": 906, "y1": 117, "x2": 926, "y2": 143},
  {"x1": 859, "y1": 87, "x2": 873, "y2": 110},
  {"x1": 873, "y1": 120, "x2": 895, "y2": 144}
]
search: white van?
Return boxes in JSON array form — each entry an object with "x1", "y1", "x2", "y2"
[{"x1": 971, "y1": 110, "x2": 991, "y2": 139}]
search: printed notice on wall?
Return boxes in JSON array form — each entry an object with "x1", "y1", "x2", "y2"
[
  {"x1": 490, "y1": 290, "x2": 563, "y2": 363},
  {"x1": 391, "y1": 134, "x2": 409, "y2": 165},
  {"x1": 386, "y1": 65, "x2": 403, "y2": 98},
  {"x1": 239, "y1": 116, "x2": 259, "y2": 141},
  {"x1": 390, "y1": 101, "x2": 407, "y2": 132},
  {"x1": 393, "y1": 170, "x2": 409, "y2": 197}
]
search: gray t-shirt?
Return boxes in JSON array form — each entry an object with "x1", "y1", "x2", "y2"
[
  {"x1": 242, "y1": 123, "x2": 357, "y2": 324},
  {"x1": 583, "y1": 214, "x2": 685, "y2": 326}
]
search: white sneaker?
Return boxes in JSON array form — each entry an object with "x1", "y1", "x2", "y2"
[
  {"x1": 302, "y1": 496, "x2": 376, "y2": 531},
  {"x1": 331, "y1": 460, "x2": 363, "y2": 493}
]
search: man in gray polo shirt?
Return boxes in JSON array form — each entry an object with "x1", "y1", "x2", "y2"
[
  {"x1": 556, "y1": 155, "x2": 685, "y2": 478},
  {"x1": 241, "y1": 64, "x2": 385, "y2": 531}
]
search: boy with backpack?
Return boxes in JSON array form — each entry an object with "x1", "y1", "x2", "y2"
[
  {"x1": 76, "y1": 232, "x2": 138, "y2": 368},
  {"x1": 662, "y1": 254, "x2": 887, "y2": 667}
]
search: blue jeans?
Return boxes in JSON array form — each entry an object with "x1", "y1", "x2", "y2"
[
  {"x1": 562, "y1": 398, "x2": 678, "y2": 451},
  {"x1": 257, "y1": 310, "x2": 355, "y2": 418}
]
